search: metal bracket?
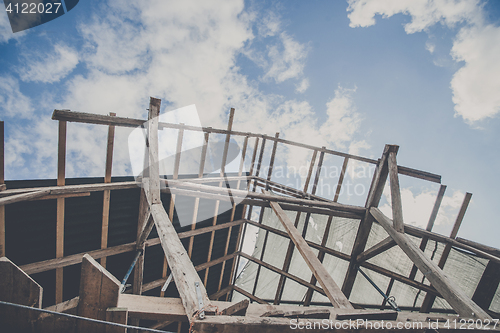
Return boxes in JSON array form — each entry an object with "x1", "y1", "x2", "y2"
[{"x1": 195, "y1": 281, "x2": 205, "y2": 319}]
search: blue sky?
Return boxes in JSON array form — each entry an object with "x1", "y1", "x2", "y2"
[{"x1": 1, "y1": 0, "x2": 499, "y2": 248}]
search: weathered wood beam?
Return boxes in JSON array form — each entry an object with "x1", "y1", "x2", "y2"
[
  {"x1": 105, "y1": 308, "x2": 127, "y2": 333},
  {"x1": 356, "y1": 236, "x2": 397, "y2": 263},
  {"x1": 420, "y1": 192, "x2": 472, "y2": 313},
  {"x1": 266, "y1": 194, "x2": 353, "y2": 309},
  {"x1": 100, "y1": 112, "x2": 116, "y2": 268},
  {"x1": 0, "y1": 121, "x2": 4, "y2": 257},
  {"x1": 333, "y1": 157, "x2": 349, "y2": 202},
  {"x1": 409, "y1": 184, "x2": 447, "y2": 280},
  {"x1": 370, "y1": 207, "x2": 490, "y2": 319},
  {"x1": 456, "y1": 237, "x2": 500, "y2": 258},
  {"x1": 387, "y1": 148, "x2": 404, "y2": 233},
  {"x1": 132, "y1": 189, "x2": 149, "y2": 296},
  {"x1": 0, "y1": 257, "x2": 43, "y2": 331},
  {"x1": 76, "y1": 254, "x2": 121, "y2": 333},
  {"x1": 56, "y1": 120, "x2": 66, "y2": 304},
  {"x1": 342, "y1": 144, "x2": 392, "y2": 298},
  {"x1": 147, "y1": 97, "x2": 161, "y2": 204},
  {"x1": 232, "y1": 285, "x2": 268, "y2": 304},
  {"x1": 0, "y1": 189, "x2": 51, "y2": 205},
  {"x1": 150, "y1": 203, "x2": 212, "y2": 320},
  {"x1": 220, "y1": 299, "x2": 249, "y2": 316}
]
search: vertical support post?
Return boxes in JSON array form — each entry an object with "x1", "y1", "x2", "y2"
[
  {"x1": 342, "y1": 144, "x2": 393, "y2": 298},
  {"x1": 56, "y1": 120, "x2": 67, "y2": 304},
  {"x1": 147, "y1": 97, "x2": 162, "y2": 204},
  {"x1": 408, "y1": 184, "x2": 447, "y2": 280},
  {"x1": 0, "y1": 121, "x2": 4, "y2": 257},
  {"x1": 204, "y1": 109, "x2": 234, "y2": 287},
  {"x1": 246, "y1": 137, "x2": 266, "y2": 220},
  {"x1": 100, "y1": 112, "x2": 116, "y2": 268},
  {"x1": 472, "y1": 260, "x2": 500, "y2": 312},
  {"x1": 420, "y1": 192, "x2": 472, "y2": 313},
  {"x1": 387, "y1": 147, "x2": 404, "y2": 233},
  {"x1": 273, "y1": 148, "x2": 317, "y2": 304},
  {"x1": 333, "y1": 157, "x2": 349, "y2": 203},
  {"x1": 132, "y1": 189, "x2": 149, "y2": 296}
]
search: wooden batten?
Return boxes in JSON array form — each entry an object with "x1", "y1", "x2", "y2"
[
  {"x1": 356, "y1": 236, "x2": 397, "y2": 263},
  {"x1": 0, "y1": 121, "x2": 4, "y2": 257},
  {"x1": 100, "y1": 112, "x2": 116, "y2": 268},
  {"x1": 76, "y1": 254, "x2": 121, "y2": 333},
  {"x1": 56, "y1": 120, "x2": 66, "y2": 304},
  {"x1": 333, "y1": 157, "x2": 349, "y2": 203},
  {"x1": 387, "y1": 148, "x2": 404, "y2": 233},
  {"x1": 371, "y1": 207, "x2": 490, "y2": 320}
]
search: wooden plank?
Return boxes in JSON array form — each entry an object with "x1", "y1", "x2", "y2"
[
  {"x1": 456, "y1": 237, "x2": 500, "y2": 258},
  {"x1": 370, "y1": 207, "x2": 490, "y2": 319},
  {"x1": 100, "y1": 112, "x2": 116, "y2": 268},
  {"x1": 147, "y1": 97, "x2": 161, "y2": 204},
  {"x1": 388, "y1": 149, "x2": 404, "y2": 233},
  {"x1": 210, "y1": 285, "x2": 233, "y2": 301},
  {"x1": 342, "y1": 144, "x2": 391, "y2": 298},
  {"x1": 132, "y1": 189, "x2": 149, "y2": 296},
  {"x1": 472, "y1": 260, "x2": 500, "y2": 311},
  {"x1": 150, "y1": 203, "x2": 212, "y2": 320},
  {"x1": 266, "y1": 194, "x2": 353, "y2": 309},
  {"x1": 76, "y1": 254, "x2": 121, "y2": 333},
  {"x1": 0, "y1": 121, "x2": 4, "y2": 257},
  {"x1": 333, "y1": 157, "x2": 348, "y2": 202},
  {"x1": 105, "y1": 308, "x2": 127, "y2": 333},
  {"x1": 0, "y1": 257, "x2": 43, "y2": 332},
  {"x1": 420, "y1": 192, "x2": 472, "y2": 313},
  {"x1": 356, "y1": 236, "x2": 397, "y2": 262},
  {"x1": 0, "y1": 189, "x2": 51, "y2": 205},
  {"x1": 409, "y1": 184, "x2": 447, "y2": 280},
  {"x1": 56, "y1": 120, "x2": 66, "y2": 304},
  {"x1": 220, "y1": 299, "x2": 249, "y2": 316},
  {"x1": 232, "y1": 285, "x2": 268, "y2": 304}
]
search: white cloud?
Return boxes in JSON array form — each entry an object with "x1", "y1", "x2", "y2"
[
  {"x1": 19, "y1": 44, "x2": 79, "y2": 83},
  {"x1": 0, "y1": 76, "x2": 34, "y2": 118},
  {"x1": 380, "y1": 186, "x2": 465, "y2": 229},
  {"x1": 347, "y1": 0, "x2": 500, "y2": 123},
  {"x1": 425, "y1": 41, "x2": 435, "y2": 53},
  {"x1": 263, "y1": 32, "x2": 309, "y2": 83},
  {"x1": 296, "y1": 78, "x2": 310, "y2": 93}
]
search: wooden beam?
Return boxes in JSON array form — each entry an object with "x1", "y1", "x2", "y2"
[
  {"x1": 220, "y1": 299, "x2": 249, "y2": 316},
  {"x1": 387, "y1": 149, "x2": 404, "y2": 233},
  {"x1": 472, "y1": 260, "x2": 500, "y2": 312},
  {"x1": 0, "y1": 257, "x2": 43, "y2": 331},
  {"x1": 409, "y1": 184, "x2": 447, "y2": 280},
  {"x1": 100, "y1": 112, "x2": 116, "y2": 268},
  {"x1": 0, "y1": 121, "x2": 4, "y2": 257},
  {"x1": 420, "y1": 192, "x2": 472, "y2": 313},
  {"x1": 147, "y1": 97, "x2": 161, "y2": 204},
  {"x1": 333, "y1": 157, "x2": 348, "y2": 202},
  {"x1": 456, "y1": 237, "x2": 500, "y2": 258},
  {"x1": 76, "y1": 254, "x2": 121, "y2": 333},
  {"x1": 0, "y1": 189, "x2": 51, "y2": 205},
  {"x1": 356, "y1": 236, "x2": 397, "y2": 263},
  {"x1": 370, "y1": 207, "x2": 490, "y2": 319},
  {"x1": 150, "y1": 203, "x2": 212, "y2": 320},
  {"x1": 56, "y1": 120, "x2": 66, "y2": 304},
  {"x1": 266, "y1": 192, "x2": 353, "y2": 309},
  {"x1": 342, "y1": 144, "x2": 392, "y2": 298},
  {"x1": 232, "y1": 285, "x2": 268, "y2": 304},
  {"x1": 132, "y1": 189, "x2": 149, "y2": 296},
  {"x1": 105, "y1": 308, "x2": 127, "y2": 333}
]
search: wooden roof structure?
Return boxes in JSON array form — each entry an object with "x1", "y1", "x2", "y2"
[{"x1": 0, "y1": 97, "x2": 499, "y2": 332}]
